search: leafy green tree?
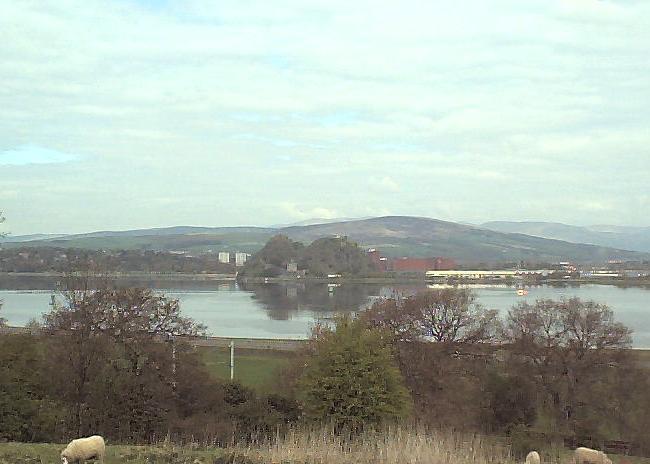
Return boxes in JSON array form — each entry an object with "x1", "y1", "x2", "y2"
[
  {"x1": 240, "y1": 235, "x2": 304, "y2": 277},
  {"x1": 483, "y1": 369, "x2": 537, "y2": 433},
  {"x1": 0, "y1": 334, "x2": 62, "y2": 442},
  {"x1": 299, "y1": 236, "x2": 375, "y2": 277},
  {"x1": 240, "y1": 235, "x2": 376, "y2": 278},
  {"x1": 297, "y1": 316, "x2": 411, "y2": 431}
]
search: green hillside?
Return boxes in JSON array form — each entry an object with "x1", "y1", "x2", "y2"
[
  {"x1": 1, "y1": 231, "x2": 275, "y2": 254},
  {"x1": 281, "y1": 216, "x2": 649, "y2": 264},
  {"x1": 3, "y1": 216, "x2": 648, "y2": 264}
]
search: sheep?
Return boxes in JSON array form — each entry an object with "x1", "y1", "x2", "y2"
[
  {"x1": 526, "y1": 451, "x2": 541, "y2": 464},
  {"x1": 61, "y1": 435, "x2": 105, "y2": 464},
  {"x1": 573, "y1": 447, "x2": 612, "y2": 464}
]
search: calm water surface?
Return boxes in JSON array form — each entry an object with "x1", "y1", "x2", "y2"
[{"x1": 1, "y1": 276, "x2": 649, "y2": 347}]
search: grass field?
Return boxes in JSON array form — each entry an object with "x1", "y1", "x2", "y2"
[
  {"x1": 3, "y1": 432, "x2": 650, "y2": 464},
  {"x1": 0, "y1": 442, "x2": 227, "y2": 464},
  {"x1": 198, "y1": 346, "x2": 294, "y2": 393},
  {"x1": 198, "y1": 347, "x2": 650, "y2": 392}
]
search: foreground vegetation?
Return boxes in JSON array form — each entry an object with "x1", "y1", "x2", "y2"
[
  {"x1": 0, "y1": 442, "x2": 224, "y2": 464},
  {"x1": 0, "y1": 283, "x2": 299, "y2": 445},
  {"x1": 3, "y1": 281, "x2": 650, "y2": 459},
  {"x1": 4, "y1": 429, "x2": 650, "y2": 464}
]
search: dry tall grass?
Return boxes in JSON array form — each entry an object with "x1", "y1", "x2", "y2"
[{"x1": 232, "y1": 426, "x2": 517, "y2": 464}]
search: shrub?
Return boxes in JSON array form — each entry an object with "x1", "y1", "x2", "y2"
[{"x1": 296, "y1": 316, "x2": 411, "y2": 431}]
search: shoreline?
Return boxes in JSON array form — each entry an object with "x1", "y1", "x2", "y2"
[
  {"x1": 0, "y1": 271, "x2": 237, "y2": 281},
  {"x1": 2, "y1": 325, "x2": 650, "y2": 352},
  {"x1": 1, "y1": 272, "x2": 649, "y2": 287}
]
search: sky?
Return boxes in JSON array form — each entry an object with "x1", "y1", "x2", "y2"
[{"x1": 1, "y1": 0, "x2": 649, "y2": 235}]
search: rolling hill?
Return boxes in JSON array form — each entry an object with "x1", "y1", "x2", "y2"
[
  {"x1": 482, "y1": 221, "x2": 650, "y2": 253},
  {"x1": 280, "y1": 216, "x2": 648, "y2": 264},
  {"x1": 0, "y1": 227, "x2": 276, "y2": 254},
  {"x1": 2, "y1": 217, "x2": 648, "y2": 264}
]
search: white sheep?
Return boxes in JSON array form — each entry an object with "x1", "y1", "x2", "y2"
[
  {"x1": 573, "y1": 447, "x2": 612, "y2": 464},
  {"x1": 61, "y1": 435, "x2": 106, "y2": 464},
  {"x1": 525, "y1": 451, "x2": 541, "y2": 464}
]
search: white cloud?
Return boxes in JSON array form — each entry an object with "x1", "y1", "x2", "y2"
[
  {"x1": 278, "y1": 203, "x2": 339, "y2": 221},
  {"x1": 379, "y1": 176, "x2": 400, "y2": 192},
  {"x1": 0, "y1": 0, "x2": 649, "y2": 233}
]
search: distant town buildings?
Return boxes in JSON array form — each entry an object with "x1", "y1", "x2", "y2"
[
  {"x1": 217, "y1": 251, "x2": 249, "y2": 266},
  {"x1": 235, "y1": 252, "x2": 249, "y2": 267},
  {"x1": 557, "y1": 261, "x2": 578, "y2": 273}
]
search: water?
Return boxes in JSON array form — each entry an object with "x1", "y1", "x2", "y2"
[{"x1": 1, "y1": 276, "x2": 649, "y2": 347}]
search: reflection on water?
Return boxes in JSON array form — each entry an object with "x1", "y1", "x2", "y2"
[
  {"x1": 1, "y1": 275, "x2": 649, "y2": 346},
  {"x1": 240, "y1": 282, "x2": 383, "y2": 320}
]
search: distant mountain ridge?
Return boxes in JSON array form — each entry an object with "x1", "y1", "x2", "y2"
[
  {"x1": 0, "y1": 233, "x2": 68, "y2": 243},
  {"x1": 2, "y1": 216, "x2": 648, "y2": 264},
  {"x1": 481, "y1": 221, "x2": 650, "y2": 253},
  {"x1": 269, "y1": 217, "x2": 369, "y2": 228},
  {"x1": 279, "y1": 216, "x2": 647, "y2": 264}
]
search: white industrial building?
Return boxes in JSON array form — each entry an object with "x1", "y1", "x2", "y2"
[
  {"x1": 426, "y1": 269, "x2": 549, "y2": 280},
  {"x1": 218, "y1": 252, "x2": 230, "y2": 264}
]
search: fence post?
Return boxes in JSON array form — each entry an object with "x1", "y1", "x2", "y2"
[{"x1": 230, "y1": 341, "x2": 234, "y2": 381}]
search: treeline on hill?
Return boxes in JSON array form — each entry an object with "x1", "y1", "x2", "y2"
[
  {"x1": 0, "y1": 247, "x2": 235, "y2": 274},
  {"x1": 239, "y1": 235, "x2": 377, "y2": 278}
]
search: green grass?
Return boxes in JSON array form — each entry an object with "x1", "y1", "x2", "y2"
[
  {"x1": 199, "y1": 346, "x2": 294, "y2": 393},
  {"x1": 3, "y1": 435, "x2": 650, "y2": 464},
  {"x1": 0, "y1": 442, "x2": 227, "y2": 464}
]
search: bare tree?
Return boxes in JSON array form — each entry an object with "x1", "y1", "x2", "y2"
[
  {"x1": 42, "y1": 276, "x2": 206, "y2": 437},
  {"x1": 504, "y1": 297, "x2": 632, "y2": 436},
  {"x1": 505, "y1": 298, "x2": 631, "y2": 367},
  {"x1": 362, "y1": 296, "x2": 420, "y2": 342},
  {"x1": 408, "y1": 289, "x2": 499, "y2": 343},
  {"x1": 364, "y1": 288, "x2": 500, "y2": 345}
]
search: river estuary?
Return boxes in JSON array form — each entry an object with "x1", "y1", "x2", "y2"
[{"x1": 1, "y1": 276, "x2": 649, "y2": 347}]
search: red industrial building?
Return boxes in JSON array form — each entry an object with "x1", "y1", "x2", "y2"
[
  {"x1": 433, "y1": 257, "x2": 457, "y2": 271},
  {"x1": 390, "y1": 257, "x2": 437, "y2": 272},
  {"x1": 367, "y1": 249, "x2": 456, "y2": 273}
]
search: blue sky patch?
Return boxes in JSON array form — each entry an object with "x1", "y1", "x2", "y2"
[{"x1": 0, "y1": 145, "x2": 82, "y2": 166}]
